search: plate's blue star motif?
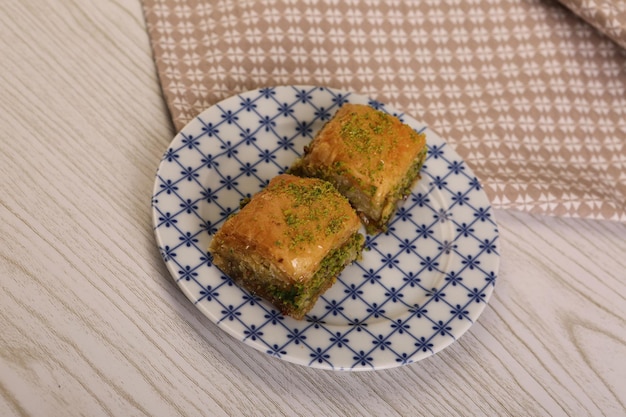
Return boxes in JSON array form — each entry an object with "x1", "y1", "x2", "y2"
[
  {"x1": 344, "y1": 283, "x2": 364, "y2": 300},
  {"x1": 277, "y1": 102, "x2": 294, "y2": 117},
  {"x1": 390, "y1": 319, "x2": 411, "y2": 334},
  {"x1": 384, "y1": 287, "x2": 404, "y2": 303},
  {"x1": 267, "y1": 344, "x2": 287, "y2": 358},
  {"x1": 258, "y1": 87, "x2": 275, "y2": 99},
  {"x1": 243, "y1": 325, "x2": 263, "y2": 341},
  {"x1": 381, "y1": 253, "x2": 400, "y2": 268},
  {"x1": 468, "y1": 177, "x2": 482, "y2": 190},
  {"x1": 434, "y1": 207, "x2": 452, "y2": 223},
  {"x1": 461, "y1": 254, "x2": 481, "y2": 270},
  {"x1": 220, "y1": 109, "x2": 239, "y2": 124},
  {"x1": 180, "y1": 166, "x2": 199, "y2": 182},
  {"x1": 276, "y1": 135, "x2": 294, "y2": 150},
  {"x1": 198, "y1": 219, "x2": 216, "y2": 235},
  {"x1": 201, "y1": 121, "x2": 219, "y2": 137},
  {"x1": 179, "y1": 199, "x2": 198, "y2": 214},
  {"x1": 158, "y1": 212, "x2": 177, "y2": 228},
  {"x1": 219, "y1": 175, "x2": 238, "y2": 190},
  {"x1": 451, "y1": 304, "x2": 471, "y2": 321},
  {"x1": 295, "y1": 89, "x2": 313, "y2": 103},
  {"x1": 438, "y1": 240, "x2": 458, "y2": 254},
  {"x1": 314, "y1": 106, "x2": 332, "y2": 120},
  {"x1": 160, "y1": 245, "x2": 176, "y2": 262},
  {"x1": 363, "y1": 268, "x2": 382, "y2": 284},
  {"x1": 305, "y1": 316, "x2": 325, "y2": 329},
  {"x1": 473, "y1": 207, "x2": 492, "y2": 222},
  {"x1": 445, "y1": 271, "x2": 464, "y2": 286},
  {"x1": 420, "y1": 256, "x2": 440, "y2": 272},
  {"x1": 258, "y1": 149, "x2": 276, "y2": 163},
  {"x1": 431, "y1": 176, "x2": 448, "y2": 190},
  {"x1": 201, "y1": 154, "x2": 219, "y2": 169},
  {"x1": 159, "y1": 178, "x2": 178, "y2": 194},
  {"x1": 452, "y1": 191, "x2": 470, "y2": 206},
  {"x1": 164, "y1": 148, "x2": 179, "y2": 162},
  {"x1": 399, "y1": 239, "x2": 417, "y2": 253},
  {"x1": 220, "y1": 305, "x2": 241, "y2": 321},
  {"x1": 403, "y1": 272, "x2": 421, "y2": 287},
  {"x1": 372, "y1": 335, "x2": 392, "y2": 350},
  {"x1": 329, "y1": 332, "x2": 349, "y2": 348},
  {"x1": 468, "y1": 288, "x2": 487, "y2": 303},
  {"x1": 456, "y1": 222, "x2": 475, "y2": 238},
  {"x1": 366, "y1": 303, "x2": 386, "y2": 318},
  {"x1": 426, "y1": 288, "x2": 446, "y2": 302},
  {"x1": 198, "y1": 285, "x2": 219, "y2": 303},
  {"x1": 178, "y1": 231, "x2": 198, "y2": 247},
  {"x1": 412, "y1": 192, "x2": 430, "y2": 207},
  {"x1": 239, "y1": 162, "x2": 257, "y2": 177},
  {"x1": 324, "y1": 299, "x2": 344, "y2": 316},
  {"x1": 332, "y1": 93, "x2": 349, "y2": 106},
  {"x1": 448, "y1": 160, "x2": 465, "y2": 174},
  {"x1": 479, "y1": 238, "x2": 498, "y2": 254},
  {"x1": 310, "y1": 348, "x2": 331, "y2": 364},
  {"x1": 264, "y1": 310, "x2": 284, "y2": 325},
  {"x1": 396, "y1": 207, "x2": 413, "y2": 221},
  {"x1": 200, "y1": 188, "x2": 219, "y2": 204},
  {"x1": 258, "y1": 115, "x2": 275, "y2": 132},
  {"x1": 240, "y1": 97, "x2": 257, "y2": 112},
  {"x1": 415, "y1": 337, "x2": 434, "y2": 353},
  {"x1": 177, "y1": 265, "x2": 197, "y2": 282},
  {"x1": 367, "y1": 99, "x2": 384, "y2": 110},
  {"x1": 415, "y1": 224, "x2": 434, "y2": 239},
  {"x1": 348, "y1": 318, "x2": 368, "y2": 332},
  {"x1": 181, "y1": 133, "x2": 199, "y2": 149},
  {"x1": 433, "y1": 321, "x2": 453, "y2": 337},
  {"x1": 239, "y1": 128, "x2": 256, "y2": 145},
  {"x1": 353, "y1": 351, "x2": 374, "y2": 367},
  {"x1": 287, "y1": 328, "x2": 307, "y2": 345},
  {"x1": 152, "y1": 86, "x2": 500, "y2": 371},
  {"x1": 295, "y1": 120, "x2": 313, "y2": 137},
  {"x1": 409, "y1": 305, "x2": 428, "y2": 318},
  {"x1": 220, "y1": 141, "x2": 238, "y2": 158},
  {"x1": 218, "y1": 207, "x2": 234, "y2": 218},
  {"x1": 395, "y1": 353, "x2": 413, "y2": 365},
  {"x1": 242, "y1": 293, "x2": 262, "y2": 306}
]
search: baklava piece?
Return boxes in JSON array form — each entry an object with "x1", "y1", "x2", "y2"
[
  {"x1": 290, "y1": 103, "x2": 427, "y2": 234},
  {"x1": 209, "y1": 174, "x2": 364, "y2": 320}
]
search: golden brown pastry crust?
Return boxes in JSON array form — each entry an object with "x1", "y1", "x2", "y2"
[
  {"x1": 290, "y1": 103, "x2": 427, "y2": 233},
  {"x1": 208, "y1": 174, "x2": 363, "y2": 319}
]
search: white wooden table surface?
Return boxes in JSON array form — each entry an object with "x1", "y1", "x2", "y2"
[{"x1": 1, "y1": 1, "x2": 625, "y2": 416}]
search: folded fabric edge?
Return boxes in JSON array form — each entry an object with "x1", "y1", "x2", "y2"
[{"x1": 556, "y1": 0, "x2": 626, "y2": 50}]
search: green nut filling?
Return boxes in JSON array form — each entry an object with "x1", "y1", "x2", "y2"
[{"x1": 267, "y1": 232, "x2": 364, "y2": 309}]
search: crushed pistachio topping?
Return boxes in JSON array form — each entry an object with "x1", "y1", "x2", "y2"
[
  {"x1": 268, "y1": 177, "x2": 352, "y2": 250},
  {"x1": 339, "y1": 110, "x2": 389, "y2": 156}
]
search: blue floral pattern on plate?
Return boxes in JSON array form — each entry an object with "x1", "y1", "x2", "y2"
[{"x1": 152, "y1": 85, "x2": 500, "y2": 371}]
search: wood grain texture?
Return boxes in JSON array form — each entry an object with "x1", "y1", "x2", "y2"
[{"x1": 0, "y1": 1, "x2": 624, "y2": 416}]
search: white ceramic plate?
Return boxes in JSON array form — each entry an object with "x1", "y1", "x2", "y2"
[{"x1": 152, "y1": 86, "x2": 499, "y2": 371}]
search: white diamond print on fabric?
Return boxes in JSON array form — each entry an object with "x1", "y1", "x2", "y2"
[
  {"x1": 152, "y1": 86, "x2": 500, "y2": 370},
  {"x1": 143, "y1": 0, "x2": 626, "y2": 221}
]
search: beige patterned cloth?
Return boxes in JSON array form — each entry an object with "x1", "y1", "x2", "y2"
[
  {"x1": 142, "y1": 0, "x2": 626, "y2": 221},
  {"x1": 560, "y1": 0, "x2": 626, "y2": 49}
]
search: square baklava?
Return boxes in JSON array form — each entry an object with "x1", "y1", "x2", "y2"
[
  {"x1": 209, "y1": 174, "x2": 364, "y2": 319},
  {"x1": 290, "y1": 103, "x2": 427, "y2": 233}
]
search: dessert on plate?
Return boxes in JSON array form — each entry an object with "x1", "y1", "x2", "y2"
[
  {"x1": 209, "y1": 174, "x2": 364, "y2": 319},
  {"x1": 290, "y1": 103, "x2": 427, "y2": 233}
]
